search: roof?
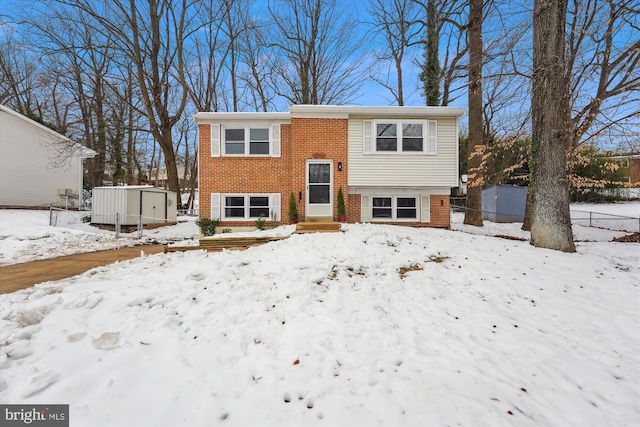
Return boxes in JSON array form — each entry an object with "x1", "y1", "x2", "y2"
[
  {"x1": 0, "y1": 104, "x2": 97, "y2": 158},
  {"x1": 194, "y1": 105, "x2": 467, "y2": 123},
  {"x1": 289, "y1": 105, "x2": 467, "y2": 119}
]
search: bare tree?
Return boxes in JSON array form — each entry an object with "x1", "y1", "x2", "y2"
[
  {"x1": 184, "y1": 1, "x2": 228, "y2": 112},
  {"x1": 530, "y1": 0, "x2": 575, "y2": 252},
  {"x1": 237, "y1": 19, "x2": 278, "y2": 112},
  {"x1": 367, "y1": 0, "x2": 421, "y2": 105},
  {"x1": 267, "y1": 0, "x2": 365, "y2": 105},
  {"x1": 412, "y1": 0, "x2": 468, "y2": 106},
  {"x1": 61, "y1": 0, "x2": 201, "y2": 195},
  {"x1": 567, "y1": 0, "x2": 640, "y2": 148}
]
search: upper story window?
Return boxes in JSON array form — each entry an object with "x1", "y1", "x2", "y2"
[
  {"x1": 209, "y1": 123, "x2": 281, "y2": 158},
  {"x1": 224, "y1": 127, "x2": 270, "y2": 156},
  {"x1": 363, "y1": 120, "x2": 437, "y2": 155},
  {"x1": 376, "y1": 122, "x2": 424, "y2": 152}
]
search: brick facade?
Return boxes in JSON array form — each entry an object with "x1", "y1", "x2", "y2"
[
  {"x1": 198, "y1": 112, "x2": 455, "y2": 228},
  {"x1": 290, "y1": 117, "x2": 348, "y2": 220}
]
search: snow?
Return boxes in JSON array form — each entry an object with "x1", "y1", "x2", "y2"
[
  {"x1": 0, "y1": 210, "x2": 200, "y2": 266},
  {"x1": 0, "y1": 207, "x2": 639, "y2": 426}
]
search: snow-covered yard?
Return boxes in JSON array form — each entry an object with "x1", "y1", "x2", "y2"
[{"x1": 0, "y1": 205, "x2": 638, "y2": 426}]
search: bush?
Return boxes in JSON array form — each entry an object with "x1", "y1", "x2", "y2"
[
  {"x1": 337, "y1": 186, "x2": 346, "y2": 218},
  {"x1": 196, "y1": 217, "x2": 221, "y2": 236},
  {"x1": 288, "y1": 192, "x2": 299, "y2": 222},
  {"x1": 255, "y1": 215, "x2": 266, "y2": 230}
]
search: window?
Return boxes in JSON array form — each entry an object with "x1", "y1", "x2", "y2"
[
  {"x1": 402, "y1": 124, "x2": 423, "y2": 151},
  {"x1": 364, "y1": 120, "x2": 436, "y2": 155},
  {"x1": 376, "y1": 124, "x2": 397, "y2": 151},
  {"x1": 223, "y1": 194, "x2": 280, "y2": 220},
  {"x1": 250, "y1": 128, "x2": 269, "y2": 155},
  {"x1": 224, "y1": 196, "x2": 245, "y2": 218},
  {"x1": 371, "y1": 196, "x2": 418, "y2": 221},
  {"x1": 372, "y1": 197, "x2": 392, "y2": 218},
  {"x1": 224, "y1": 127, "x2": 270, "y2": 156},
  {"x1": 225, "y1": 129, "x2": 245, "y2": 155},
  {"x1": 249, "y1": 196, "x2": 269, "y2": 218},
  {"x1": 375, "y1": 121, "x2": 424, "y2": 153}
]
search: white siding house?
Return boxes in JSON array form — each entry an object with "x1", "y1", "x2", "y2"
[{"x1": 0, "y1": 105, "x2": 96, "y2": 208}]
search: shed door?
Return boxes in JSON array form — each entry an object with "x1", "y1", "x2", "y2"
[{"x1": 141, "y1": 191, "x2": 167, "y2": 224}]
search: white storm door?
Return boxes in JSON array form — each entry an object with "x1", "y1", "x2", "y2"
[{"x1": 306, "y1": 160, "x2": 333, "y2": 217}]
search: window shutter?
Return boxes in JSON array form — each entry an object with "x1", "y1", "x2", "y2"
[
  {"x1": 420, "y1": 195, "x2": 431, "y2": 223},
  {"x1": 361, "y1": 195, "x2": 371, "y2": 222},
  {"x1": 270, "y1": 124, "x2": 281, "y2": 158},
  {"x1": 427, "y1": 120, "x2": 437, "y2": 155},
  {"x1": 210, "y1": 124, "x2": 221, "y2": 157},
  {"x1": 210, "y1": 193, "x2": 221, "y2": 220},
  {"x1": 271, "y1": 193, "x2": 281, "y2": 221},
  {"x1": 363, "y1": 120, "x2": 373, "y2": 154}
]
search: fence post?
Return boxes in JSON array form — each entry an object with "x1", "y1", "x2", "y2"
[
  {"x1": 115, "y1": 213, "x2": 120, "y2": 238},
  {"x1": 138, "y1": 215, "x2": 143, "y2": 239},
  {"x1": 49, "y1": 206, "x2": 53, "y2": 227},
  {"x1": 589, "y1": 211, "x2": 592, "y2": 228}
]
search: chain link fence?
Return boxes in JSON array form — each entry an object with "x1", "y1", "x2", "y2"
[
  {"x1": 49, "y1": 207, "x2": 89, "y2": 227},
  {"x1": 50, "y1": 207, "x2": 175, "y2": 238},
  {"x1": 451, "y1": 206, "x2": 639, "y2": 242}
]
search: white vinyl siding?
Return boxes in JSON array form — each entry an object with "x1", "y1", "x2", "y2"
[
  {"x1": 221, "y1": 193, "x2": 281, "y2": 221},
  {"x1": 348, "y1": 118, "x2": 459, "y2": 187},
  {"x1": 0, "y1": 106, "x2": 90, "y2": 208}
]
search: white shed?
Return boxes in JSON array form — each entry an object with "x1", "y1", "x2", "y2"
[
  {"x1": 0, "y1": 104, "x2": 96, "y2": 208},
  {"x1": 91, "y1": 186, "x2": 177, "y2": 226}
]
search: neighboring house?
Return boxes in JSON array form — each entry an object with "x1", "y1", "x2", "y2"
[
  {"x1": 195, "y1": 105, "x2": 466, "y2": 227},
  {"x1": 0, "y1": 104, "x2": 96, "y2": 208},
  {"x1": 147, "y1": 167, "x2": 196, "y2": 189},
  {"x1": 602, "y1": 153, "x2": 640, "y2": 185}
]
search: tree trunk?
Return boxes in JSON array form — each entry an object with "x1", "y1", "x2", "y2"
[
  {"x1": 530, "y1": 0, "x2": 575, "y2": 252},
  {"x1": 423, "y1": 0, "x2": 440, "y2": 106},
  {"x1": 463, "y1": 0, "x2": 483, "y2": 226}
]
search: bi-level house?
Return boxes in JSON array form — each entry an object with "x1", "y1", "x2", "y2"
[{"x1": 195, "y1": 105, "x2": 466, "y2": 227}]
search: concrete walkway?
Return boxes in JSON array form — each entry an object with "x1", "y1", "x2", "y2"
[{"x1": 0, "y1": 245, "x2": 166, "y2": 294}]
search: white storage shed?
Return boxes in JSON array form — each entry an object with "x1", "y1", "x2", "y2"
[{"x1": 91, "y1": 186, "x2": 177, "y2": 226}]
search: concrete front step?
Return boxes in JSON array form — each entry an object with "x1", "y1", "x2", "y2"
[{"x1": 295, "y1": 222, "x2": 343, "y2": 233}]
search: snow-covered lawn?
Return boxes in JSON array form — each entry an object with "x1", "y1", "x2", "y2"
[
  {"x1": 0, "y1": 218, "x2": 638, "y2": 425},
  {"x1": 0, "y1": 210, "x2": 200, "y2": 266}
]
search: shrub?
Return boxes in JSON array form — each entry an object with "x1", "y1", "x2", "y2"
[
  {"x1": 196, "y1": 217, "x2": 221, "y2": 236},
  {"x1": 255, "y1": 215, "x2": 266, "y2": 230},
  {"x1": 337, "y1": 186, "x2": 346, "y2": 218},
  {"x1": 288, "y1": 192, "x2": 299, "y2": 222}
]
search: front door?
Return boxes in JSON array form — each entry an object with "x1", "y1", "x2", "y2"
[{"x1": 306, "y1": 160, "x2": 333, "y2": 218}]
